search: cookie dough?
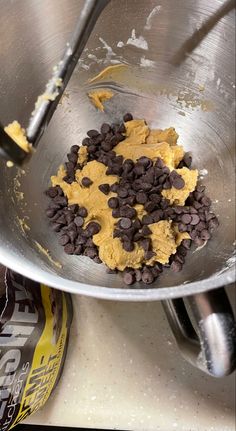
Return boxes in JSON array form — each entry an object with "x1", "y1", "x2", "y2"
[
  {"x1": 88, "y1": 89, "x2": 114, "y2": 111},
  {"x1": 78, "y1": 146, "x2": 88, "y2": 165},
  {"x1": 51, "y1": 119, "x2": 197, "y2": 270},
  {"x1": 115, "y1": 120, "x2": 184, "y2": 169},
  {"x1": 88, "y1": 64, "x2": 128, "y2": 84},
  {"x1": 4, "y1": 121, "x2": 31, "y2": 152}
]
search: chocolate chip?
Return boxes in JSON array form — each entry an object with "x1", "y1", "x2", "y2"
[
  {"x1": 56, "y1": 215, "x2": 66, "y2": 225},
  {"x1": 141, "y1": 182, "x2": 152, "y2": 192},
  {"x1": 51, "y1": 223, "x2": 62, "y2": 232},
  {"x1": 53, "y1": 210, "x2": 66, "y2": 222},
  {"x1": 201, "y1": 196, "x2": 211, "y2": 207},
  {"x1": 149, "y1": 194, "x2": 160, "y2": 204},
  {"x1": 183, "y1": 152, "x2": 192, "y2": 168},
  {"x1": 170, "y1": 261, "x2": 182, "y2": 272},
  {"x1": 65, "y1": 163, "x2": 75, "y2": 175},
  {"x1": 111, "y1": 135, "x2": 121, "y2": 148},
  {"x1": 109, "y1": 182, "x2": 119, "y2": 193},
  {"x1": 64, "y1": 244, "x2": 75, "y2": 254},
  {"x1": 165, "y1": 208, "x2": 175, "y2": 218},
  {"x1": 123, "y1": 159, "x2": 134, "y2": 172},
  {"x1": 182, "y1": 239, "x2": 192, "y2": 249},
  {"x1": 144, "y1": 201, "x2": 156, "y2": 213},
  {"x1": 67, "y1": 152, "x2": 78, "y2": 163},
  {"x1": 142, "y1": 270, "x2": 154, "y2": 284},
  {"x1": 118, "y1": 123, "x2": 126, "y2": 134},
  {"x1": 108, "y1": 197, "x2": 119, "y2": 209},
  {"x1": 94, "y1": 134, "x2": 104, "y2": 144},
  {"x1": 112, "y1": 208, "x2": 121, "y2": 218},
  {"x1": 145, "y1": 250, "x2": 156, "y2": 260},
  {"x1": 76, "y1": 236, "x2": 87, "y2": 245},
  {"x1": 123, "y1": 241, "x2": 134, "y2": 252},
  {"x1": 181, "y1": 214, "x2": 192, "y2": 224},
  {"x1": 123, "y1": 272, "x2": 134, "y2": 285},
  {"x1": 123, "y1": 196, "x2": 136, "y2": 206},
  {"x1": 74, "y1": 245, "x2": 83, "y2": 254},
  {"x1": 136, "y1": 192, "x2": 148, "y2": 204},
  {"x1": 120, "y1": 206, "x2": 137, "y2": 219},
  {"x1": 87, "y1": 129, "x2": 99, "y2": 138},
  {"x1": 161, "y1": 166, "x2": 169, "y2": 175},
  {"x1": 69, "y1": 230, "x2": 78, "y2": 243},
  {"x1": 63, "y1": 175, "x2": 73, "y2": 184},
  {"x1": 163, "y1": 180, "x2": 171, "y2": 189},
  {"x1": 65, "y1": 212, "x2": 74, "y2": 224},
  {"x1": 196, "y1": 221, "x2": 206, "y2": 231},
  {"x1": 87, "y1": 144, "x2": 97, "y2": 154},
  {"x1": 69, "y1": 204, "x2": 79, "y2": 213},
  {"x1": 116, "y1": 155, "x2": 124, "y2": 164},
  {"x1": 134, "y1": 269, "x2": 142, "y2": 281},
  {"x1": 201, "y1": 229, "x2": 211, "y2": 240},
  {"x1": 59, "y1": 234, "x2": 70, "y2": 246},
  {"x1": 173, "y1": 175, "x2": 185, "y2": 189},
  {"x1": 190, "y1": 230, "x2": 197, "y2": 240},
  {"x1": 85, "y1": 238, "x2": 94, "y2": 247},
  {"x1": 113, "y1": 228, "x2": 122, "y2": 238},
  {"x1": 84, "y1": 247, "x2": 98, "y2": 259},
  {"x1": 178, "y1": 245, "x2": 187, "y2": 256},
  {"x1": 194, "y1": 237, "x2": 205, "y2": 247},
  {"x1": 87, "y1": 221, "x2": 101, "y2": 235},
  {"x1": 49, "y1": 202, "x2": 61, "y2": 211},
  {"x1": 151, "y1": 266, "x2": 161, "y2": 277},
  {"x1": 71, "y1": 144, "x2": 79, "y2": 153},
  {"x1": 78, "y1": 207, "x2": 88, "y2": 217},
  {"x1": 115, "y1": 132, "x2": 125, "y2": 142},
  {"x1": 141, "y1": 215, "x2": 153, "y2": 225},
  {"x1": 82, "y1": 177, "x2": 93, "y2": 187},
  {"x1": 94, "y1": 256, "x2": 102, "y2": 264},
  {"x1": 101, "y1": 123, "x2": 111, "y2": 134},
  {"x1": 56, "y1": 186, "x2": 64, "y2": 196},
  {"x1": 74, "y1": 216, "x2": 84, "y2": 227},
  {"x1": 190, "y1": 214, "x2": 200, "y2": 225},
  {"x1": 141, "y1": 225, "x2": 152, "y2": 236},
  {"x1": 153, "y1": 168, "x2": 163, "y2": 180},
  {"x1": 138, "y1": 156, "x2": 152, "y2": 168},
  {"x1": 194, "y1": 191, "x2": 203, "y2": 201},
  {"x1": 99, "y1": 183, "x2": 110, "y2": 195},
  {"x1": 101, "y1": 141, "x2": 113, "y2": 152},
  {"x1": 46, "y1": 187, "x2": 58, "y2": 198},
  {"x1": 123, "y1": 113, "x2": 133, "y2": 122},
  {"x1": 140, "y1": 238, "x2": 151, "y2": 251},
  {"x1": 120, "y1": 218, "x2": 132, "y2": 229},
  {"x1": 178, "y1": 223, "x2": 187, "y2": 232},
  {"x1": 158, "y1": 174, "x2": 167, "y2": 185},
  {"x1": 134, "y1": 164, "x2": 145, "y2": 177},
  {"x1": 174, "y1": 253, "x2": 185, "y2": 264},
  {"x1": 174, "y1": 206, "x2": 183, "y2": 215},
  {"x1": 82, "y1": 137, "x2": 90, "y2": 146},
  {"x1": 151, "y1": 210, "x2": 163, "y2": 223},
  {"x1": 46, "y1": 209, "x2": 56, "y2": 218},
  {"x1": 193, "y1": 201, "x2": 202, "y2": 210},
  {"x1": 133, "y1": 232, "x2": 143, "y2": 241},
  {"x1": 117, "y1": 188, "x2": 128, "y2": 198},
  {"x1": 197, "y1": 185, "x2": 206, "y2": 193},
  {"x1": 106, "y1": 267, "x2": 117, "y2": 274},
  {"x1": 54, "y1": 196, "x2": 68, "y2": 207}
]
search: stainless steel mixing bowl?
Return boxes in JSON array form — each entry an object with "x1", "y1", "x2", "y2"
[{"x1": 0, "y1": 0, "x2": 235, "y2": 376}]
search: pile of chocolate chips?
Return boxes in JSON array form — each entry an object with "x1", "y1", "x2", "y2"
[{"x1": 45, "y1": 113, "x2": 219, "y2": 286}]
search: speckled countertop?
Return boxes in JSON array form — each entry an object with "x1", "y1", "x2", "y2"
[{"x1": 25, "y1": 288, "x2": 235, "y2": 431}]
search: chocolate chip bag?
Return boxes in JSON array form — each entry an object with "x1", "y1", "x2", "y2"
[{"x1": 0, "y1": 267, "x2": 73, "y2": 430}]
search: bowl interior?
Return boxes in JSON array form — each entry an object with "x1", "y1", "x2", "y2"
[{"x1": 0, "y1": 0, "x2": 235, "y2": 297}]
